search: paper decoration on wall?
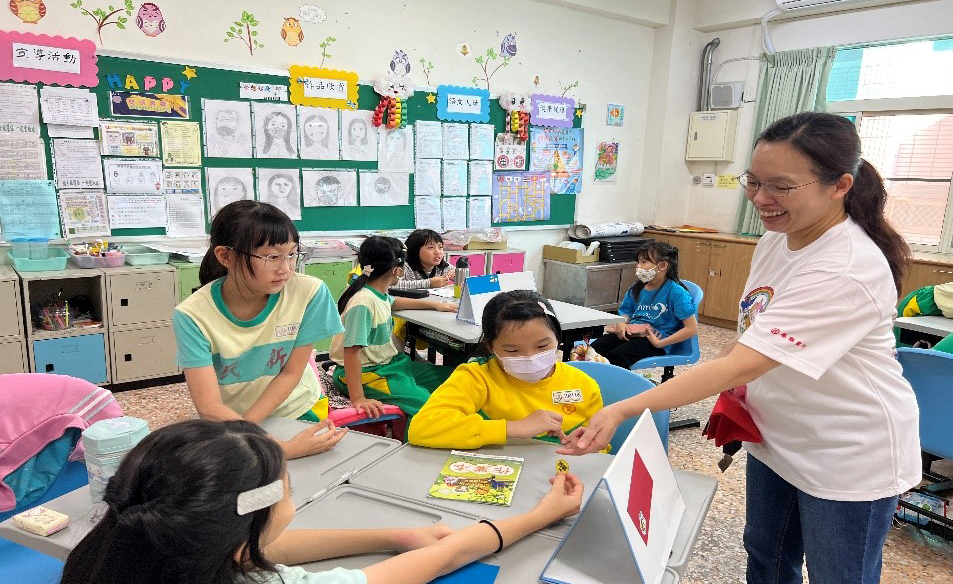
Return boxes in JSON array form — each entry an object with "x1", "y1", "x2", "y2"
[
  {"x1": 468, "y1": 196, "x2": 491, "y2": 229},
  {"x1": 52, "y1": 138, "x2": 104, "y2": 189},
  {"x1": 443, "y1": 160, "x2": 467, "y2": 197},
  {"x1": 163, "y1": 168, "x2": 201, "y2": 193},
  {"x1": 414, "y1": 159, "x2": 440, "y2": 198},
  {"x1": 40, "y1": 86, "x2": 99, "y2": 127},
  {"x1": 500, "y1": 33, "x2": 518, "y2": 57},
  {"x1": 160, "y1": 121, "x2": 202, "y2": 166},
  {"x1": 359, "y1": 171, "x2": 409, "y2": 207},
  {"x1": 10, "y1": 0, "x2": 46, "y2": 24},
  {"x1": 378, "y1": 126, "x2": 414, "y2": 172},
  {"x1": 469, "y1": 124, "x2": 494, "y2": 161},
  {"x1": 442, "y1": 197, "x2": 467, "y2": 231},
  {"x1": 298, "y1": 4, "x2": 326, "y2": 24},
  {"x1": 372, "y1": 73, "x2": 415, "y2": 129},
  {"x1": 166, "y1": 192, "x2": 205, "y2": 237},
  {"x1": 298, "y1": 106, "x2": 340, "y2": 160},
  {"x1": 0, "y1": 31, "x2": 98, "y2": 87},
  {"x1": 491, "y1": 172, "x2": 550, "y2": 223},
  {"x1": 530, "y1": 127, "x2": 584, "y2": 194},
  {"x1": 0, "y1": 82, "x2": 39, "y2": 125},
  {"x1": 469, "y1": 161, "x2": 492, "y2": 196},
  {"x1": 418, "y1": 57, "x2": 434, "y2": 85},
  {"x1": 414, "y1": 196, "x2": 441, "y2": 232},
  {"x1": 442, "y1": 123, "x2": 469, "y2": 160},
  {"x1": 109, "y1": 91, "x2": 189, "y2": 118},
  {"x1": 0, "y1": 179, "x2": 59, "y2": 238},
  {"x1": 302, "y1": 169, "x2": 356, "y2": 207},
  {"x1": 415, "y1": 120, "x2": 442, "y2": 159},
  {"x1": 105, "y1": 71, "x2": 192, "y2": 95},
  {"x1": 470, "y1": 44, "x2": 512, "y2": 92},
  {"x1": 0, "y1": 124, "x2": 46, "y2": 180},
  {"x1": 107, "y1": 194, "x2": 167, "y2": 229},
  {"x1": 99, "y1": 120, "x2": 159, "y2": 156},
  {"x1": 494, "y1": 138, "x2": 526, "y2": 171},
  {"x1": 206, "y1": 167, "x2": 253, "y2": 218},
  {"x1": 340, "y1": 109, "x2": 378, "y2": 162},
  {"x1": 595, "y1": 142, "x2": 619, "y2": 183},
  {"x1": 104, "y1": 158, "x2": 163, "y2": 194},
  {"x1": 253, "y1": 102, "x2": 298, "y2": 159},
  {"x1": 256, "y1": 168, "x2": 301, "y2": 220},
  {"x1": 136, "y1": 3, "x2": 165, "y2": 36},
  {"x1": 202, "y1": 99, "x2": 252, "y2": 158},
  {"x1": 289, "y1": 65, "x2": 358, "y2": 109},
  {"x1": 531, "y1": 94, "x2": 575, "y2": 128},
  {"x1": 59, "y1": 190, "x2": 109, "y2": 237},
  {"x1": 437, "y1": 85, "x2": 490, "y2": 123},
  {"x1": 281, "y1": 17, "x2": 304, "y2": 47},
  {"x1": 224, "y1": 10, "x2": 264, "y2": 56},
  {"x1": 240, "y1": 82, "x2": 288, "y2": 101},
  {"x1": 69, "y1": 0, "x2": 134, "y2": 45},
  {"x1": 499, "y1": 92, "x2": 531, "y2": 141},
  {"x1": 607, "y1": 104, "x2": 624, "y2": 126}
]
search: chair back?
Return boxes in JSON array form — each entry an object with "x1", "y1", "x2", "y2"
[
  {"x1": 667, "y1": 279, "x2": 703, "y2": 360},
  {"x1": 567, "y1": 361, "x2": 669, "y2": 453},
  {"x1": 896, "y1": 347, "x2": 953, "y2": 460}
]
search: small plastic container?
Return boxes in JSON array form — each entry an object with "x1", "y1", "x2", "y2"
[
  {"x1": 6, "y1": 248, "x2": 69, "y2": 272},
  {"x1": 10, "y1": 237, "x2": 50, "y2": 260},
  {"x1": 123, "y1": 245, "x2": 170, "y2": 266},
  {"x1": 81, "y1": 417, "x2": 150, "y2": 505},
  {"x1": 69, "y1": 251, "x2": 127, "y2": 269}
]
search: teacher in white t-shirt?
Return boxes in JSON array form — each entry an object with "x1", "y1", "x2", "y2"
[{"x1": 559, "y1": 112, "x2": 920, "y2": 584}]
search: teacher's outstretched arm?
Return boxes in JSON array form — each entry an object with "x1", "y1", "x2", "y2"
[{"x1": 556, "y1": 343, "x2": 779, "y2": 455}]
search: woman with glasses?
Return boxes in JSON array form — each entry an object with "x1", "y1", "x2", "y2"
[
  {"x1": 173, "y1": 201, "x2": 348, "y2": 459},
  {"x1": 558, "y1": 112, "x2": 919, "y2": 584}
]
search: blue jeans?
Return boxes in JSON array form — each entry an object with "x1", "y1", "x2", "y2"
[{"x1": 744, "y1": 455, "x2": 898, "y2": 584}]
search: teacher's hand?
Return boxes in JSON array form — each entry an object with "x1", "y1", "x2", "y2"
[{"x1": 556, "y1": 404, "x2": 625, "y2": 455}]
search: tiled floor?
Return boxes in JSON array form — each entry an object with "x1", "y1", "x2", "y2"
[{"x1": 115, "y1": 323, "x2": 953, "y2": 583}]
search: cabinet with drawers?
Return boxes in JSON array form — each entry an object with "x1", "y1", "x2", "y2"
[{"x1": 0, "y1": 266, "x2": 26, "y2": 374}]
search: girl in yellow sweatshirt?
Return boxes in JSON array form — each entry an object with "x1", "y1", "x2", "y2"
[{"x1": 408, "y1": 290, "x2": 604, "y2": 449}]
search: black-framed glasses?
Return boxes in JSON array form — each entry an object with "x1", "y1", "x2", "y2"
[
  {"x1": 228, "y1": 247, "x2": 307, "y2": 271},
  {"x1": 738, "y1": 173, "x2": 822, "y2": 198}
]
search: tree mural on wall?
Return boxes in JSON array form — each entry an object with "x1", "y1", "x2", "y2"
[
  {"x1": 224, "y1": 10, "x2": 264, "y2": 56},
  {"x1": 471, "y1": 46, "x2": 511, "y2": 92},
  {"x1": 68, "y1": 0, "x2": 134, "y2": 44}
]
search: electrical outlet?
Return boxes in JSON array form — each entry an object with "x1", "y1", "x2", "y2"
[
  {"x1": 691, "y1": 176, "x2": 702, "y2": 185},
  {"x1": 702, "y1": 174, "x2": 716, "y2": 187}
]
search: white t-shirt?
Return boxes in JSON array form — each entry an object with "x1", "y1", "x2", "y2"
[{"x1": 737, "y1": 218, "x2": 920, "y2": 501}]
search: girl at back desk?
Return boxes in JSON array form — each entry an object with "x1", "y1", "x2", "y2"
[{"x1": 393, "y1": 229, "x2": 455, "y2": 290}]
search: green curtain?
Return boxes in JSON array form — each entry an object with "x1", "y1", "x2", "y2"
[{"x1": 737, "y1": 47, "x2": 837, "y2": 235}]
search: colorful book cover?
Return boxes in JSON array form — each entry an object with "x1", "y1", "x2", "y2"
[{"x1": 428, "y1": 450, "x2": 524, "y2": 506}]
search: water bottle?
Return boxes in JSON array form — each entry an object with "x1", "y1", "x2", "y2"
[{"x1": 453, "y1": 256, "x2": 470, "y2": 299}]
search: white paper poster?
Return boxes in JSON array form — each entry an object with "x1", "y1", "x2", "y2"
[
  {"x1": 340, "y1": 110, "x2": 378, "y2": 162},
  {"x1": 378, "y1": 126, "x2": 415, "y2": 172},
  {"x1": 415, "y1": 120, "x2": 443, "y2": 159},
  {"x1": 59, "y1": 190, "x2": 110, "y2": 237},
  {"x1": 52, "y1": 138, "x2": 104, "y2": 189},
  {"x1": 470, "y1": 123, "x2": 495, "y2": 160},
  {"x1": 13, "y1": 43, "x2": 81, "y2": 74},
  {"x1": 0, "y1": 180, "x2": 60, "y2": 239},
  {"x1": 256, "y1": 168, "x2": 302, "y2": 220},
  {"x1": 0, "y1": 82, "x2": 40, "y2": 127},
  {"x1": 442, "y1": 123, "x2": 469, "y2": 160},
  {"x1": 163, "y1": 169, "x2": 202, "y2": 194},
  {"x1": 99, "y1": 121, "x2": 160, "y2": 157},
  {"x1": 107, "y1": 195, "x2": 168, "y2": 228},
  {"x1": 0, "y1": 129, "x2": 47, "y2": 180},
  {"x1": 442, "y1": 160, "x2": 468, "y2": 197},
  {"x1": 414, "y1": 158, "x2": 441, "y2": 197},
  {"x1": 468, "y1": 160, "x2": 493, "y2": 196},
  {"x1": 239, "y1": 82, "x2": 289, "y2": 101},
  {"x1": 468, "y1": 196, "x2": 492, "y2": 229},
  {"x1": 253, "y1": 102, "x2": 298, "y2": 159},
  {"x1": 104, "y1": 158, "x2": 163, "y2": 194},
  {"x1": 39, "y1": 87, "x2": 99, "y2": 127},
  {"x1": 166, "y1": 193, "x2": 207, "y2": 237},
  {"x1": 360, "y1": 171, "x2": 409, "y2": 206},
  {"x1": 298, "y1": 106, "x2": 340, "y2": 161},
  {"x1": 302, "y1": 169, "x2": 357, "y2": 207},
  {"x1": 414, "y1": 196, "x2": 441, "y2": 231},
  {"x1": 47, "y1": 124, "x2": 94, "y2": 138},
  {"x1": 206, "y1": 167, "x2": 254, "y2": 218},
  {"x1": 494, "y1": 141, "x2": 527, "y2": 171},
  {"x1": 202, "y1": 99, "x2": 253, "y2": 158},
  {"x1": 442, "y1": 197, "x2": 468, "y2": 231}
]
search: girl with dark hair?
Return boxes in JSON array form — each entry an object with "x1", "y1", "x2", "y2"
[
  {"x1": 560, "y1": 112, "x2": 920, "y2": 584},
  {"x1": 175, "y1": 201, "x2": 345, "y2": 459},
  {"x1": 408, "y1": 290, "x2": 604, "y2": 451},
  {"x1": 589, "y1": 241, "x2": 697, "y2": 369},
  {"x1": 330, "y1": 236, "x2": 457, "y2": 419},
  {"x1": 60, "y1": 419, "x2": 585, "y2": 584},
  {"x1": 393, "y1": 229, "x2": 454, "y2": 290}
]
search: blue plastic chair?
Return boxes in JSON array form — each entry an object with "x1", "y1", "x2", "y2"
[
  {"x1": 567, "y1": 361, "x2": 670, "y2": 454},
  {"x1": 629, "y1": 279, "x2": 704, "y2": 382},
  {"x1": 896, "y1": 347, "x2": 953, "y2": 491}
]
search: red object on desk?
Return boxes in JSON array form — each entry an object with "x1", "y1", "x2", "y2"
[{"x1": 702, "y1": 385, "x2": 762, "y2": 447}]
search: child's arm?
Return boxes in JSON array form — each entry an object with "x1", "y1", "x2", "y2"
[
  {"x1": 243, "y1": 344, "x2": 314, "y2": 423},
  {"x1": 407, "y1": 367, "x2": 500, "y2": 448},
  {"x1": 646, "y1": 315, "x2": 698, "y2": 349},
  {"x1": 342, "y1": 345, "x2": 386, "y2": 418},
  {"x1": 264, "y1": 525, "x2": 453, "y2": 565},
  {"x1": 393, "y1": 296, "x2": 458, "y2": 312},
  {"x1": 183, "y1": 366, "x2": 244, "y2": 421}
]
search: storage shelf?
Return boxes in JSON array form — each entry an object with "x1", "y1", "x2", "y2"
[{"x1": 30, "y1": 327, "x2": 106, "y2": 341}]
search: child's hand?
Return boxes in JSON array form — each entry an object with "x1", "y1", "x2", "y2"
[
  {"x1": 626, "y1": 323, "x2": 653, "y2": 337},
  {"x1": 433, "y1": 300, "x2": 458, "y2": 313},
  {"x1": 533, "y1": 472, "x2": 584, "y2": 521},
  {"x1": 285, "y1": 419, "x2": 348, "y2": 458},
  {"x1": 352, "y1": 397, "x2": 386, "y2": 418},
  {"x1": 430, "y1": 275, "x2": 452, "y2": 288},
  {"x1": 507, "y1": 409, "x2": 566, "y2": 440},
  {"x1": 646, "y1": 329, "x2": 665, "y2": 348},
  {"x1": 392, "y1": 525, "x2": 454, "y2": 552}
]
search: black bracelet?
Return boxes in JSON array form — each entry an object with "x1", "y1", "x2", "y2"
[{"x1": 479, "y1": 519, "x2": 504, "y2": 553}]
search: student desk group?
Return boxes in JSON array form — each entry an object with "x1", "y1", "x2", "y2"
[{"x1": 1, "y1": 417, "x2": 718, "y2": 584}]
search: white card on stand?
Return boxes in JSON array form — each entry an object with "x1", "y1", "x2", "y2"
[{"x1": 456, "y1": 271, "x2": 537, "y2": 325}]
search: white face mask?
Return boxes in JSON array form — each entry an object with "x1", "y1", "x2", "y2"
[
  {"x1": 496, "y1": 349, "x2": 559, "y2": 383},
  {"x1": 635, "y1": 262, "x2": 661, "y2": 283}
]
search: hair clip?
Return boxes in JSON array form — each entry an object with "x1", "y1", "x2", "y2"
[
  {"x1": 236, "y1": 479, "x2": 283, "y2": 516},
  {"x1": 537, "y1": 301, "x2": 556, "y2": 318},
  {"x1": 362, "y1": 265, "x2": 374, "y2": 276}
]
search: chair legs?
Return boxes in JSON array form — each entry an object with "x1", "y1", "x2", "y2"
[{"x1": 663, "y1": 367, "x2": 702, "y2": 431}]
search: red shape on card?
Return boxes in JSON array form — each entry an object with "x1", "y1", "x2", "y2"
[{"x1": 627, "y1": 451, "x2": 653, "y2": 545}]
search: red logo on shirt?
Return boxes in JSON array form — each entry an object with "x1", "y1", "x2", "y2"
[{"x1": 770, "y1": 328, "x2": 806, "y2": 348}]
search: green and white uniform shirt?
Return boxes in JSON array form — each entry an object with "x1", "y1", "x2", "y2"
[
  {"x1": 330, "y1": 286, "x2": 398, "y2": 368},
  {"x1": 173, "y1": 273, "x2": 343, "y2": 418}
]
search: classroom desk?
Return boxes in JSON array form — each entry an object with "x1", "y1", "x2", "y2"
[
  {"x1": 397, "y1": 299, "x2": 626, "y2": 364},
  {"x1": 895, "y1": 315, "x2": 953, "y2": 338},
  {"x1": 0, "y1": 418, "x2": 400, "y2": 558},
  {"x1": 291, "y1": 484, "x2": 681, "y2": 584},
  {"x1": 348, "y1": 441, "x2": 718, "y2": 577}
]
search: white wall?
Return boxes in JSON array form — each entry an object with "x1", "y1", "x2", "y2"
[{"x1": 2, "y1": 0, "x2": 659, "y2": 275}]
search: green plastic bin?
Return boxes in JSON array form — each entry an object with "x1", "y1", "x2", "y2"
[
  {"x1": 6, "y1": 248, "x2": 69, "y2": 272},
  {"x1": 123, "y1": 245, "x2": 170, "y2": 266}
]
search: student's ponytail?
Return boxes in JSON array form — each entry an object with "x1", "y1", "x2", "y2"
[
  {"x1": 757, "y1": 112, "x2": 910, "y2": 297},
  {"x1": 337, "y1": 236, "x2": 407, "y2": 313}
]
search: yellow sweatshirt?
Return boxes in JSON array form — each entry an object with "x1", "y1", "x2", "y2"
[{"x1": 408, "y1": 359, "x2": 604, "y2": 449}]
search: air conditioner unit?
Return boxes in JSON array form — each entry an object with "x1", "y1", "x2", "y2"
[{"x1": 776, "y1": 0, "x2": 864, "y2": 10}]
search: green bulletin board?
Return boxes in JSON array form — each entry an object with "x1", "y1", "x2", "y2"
[{"x1": 41, "y1": 53, "x2": 581, "y2": 236}]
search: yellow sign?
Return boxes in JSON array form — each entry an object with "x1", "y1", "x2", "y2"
[
  {"x1": 289, "y1": 65, "x2": 359, "y2": 110},
  {"x1": 717, "y1": 174, "x2": 740, "y2": 189}
]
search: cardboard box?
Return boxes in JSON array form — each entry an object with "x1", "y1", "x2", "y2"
[
  {"x1": 465, "y1": 240, "x2": 508, "y2": 250},
  {"x1": 543, "y1": 245, "x2": 600, "y2": 264}
]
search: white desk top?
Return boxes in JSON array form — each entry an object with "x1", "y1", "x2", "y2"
[
  {"x1": 895, "y1": 315, "x2": 953, "y2": 337},
  {"x1": 395, "y1": 299, "x2": 625, "y2": 345}
]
